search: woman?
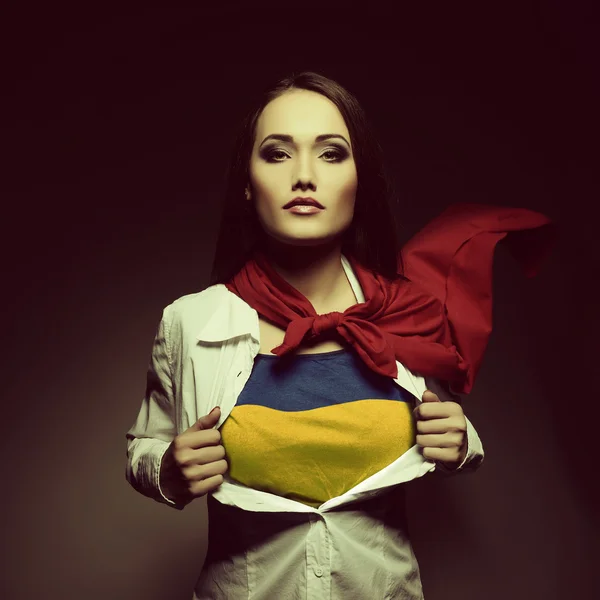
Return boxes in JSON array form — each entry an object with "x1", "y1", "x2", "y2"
[{"x1": 126, "y1": 71, "x2": 554, "y2": 599}]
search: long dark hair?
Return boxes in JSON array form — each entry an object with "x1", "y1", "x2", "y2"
[{"x1": 208, "y1": 71, "x2": 405, "y2": 285}]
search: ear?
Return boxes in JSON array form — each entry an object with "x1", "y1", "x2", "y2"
[{"x1": 245, "y1": 185, "x2": 251, "y2": 200}]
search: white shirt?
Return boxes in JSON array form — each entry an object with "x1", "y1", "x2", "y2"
[{"x1": 125, "y1": 254, "x2": 484, "y2": 599}]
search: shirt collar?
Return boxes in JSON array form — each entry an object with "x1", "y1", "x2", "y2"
[{"x1": 196, "y1": 254, "x2": 365, "y2": 343}]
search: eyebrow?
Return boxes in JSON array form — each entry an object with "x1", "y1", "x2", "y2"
[{"x1": 259, "y1": 133, "x2": 351, "y2": 148}]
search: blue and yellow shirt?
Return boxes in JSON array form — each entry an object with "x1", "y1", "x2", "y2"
[{"x1": 220, "y1": 346, "x2": 417, "y2": 508}]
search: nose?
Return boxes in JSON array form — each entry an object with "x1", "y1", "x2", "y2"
[
  {"x1": 292, "y1": 160, "x2": 316, "y2": 193},
  {"x1": 293, "y1": 178, "x2": 316, "y2": 193}
]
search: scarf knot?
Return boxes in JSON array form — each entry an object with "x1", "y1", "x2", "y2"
[{"x1": 312, "y1": 311, "x2": 344, "y2": 337}]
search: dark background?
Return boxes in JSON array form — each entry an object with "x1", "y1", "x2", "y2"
[{"x1": 2, "y1": 2, "x2": 598, "y2": 599}]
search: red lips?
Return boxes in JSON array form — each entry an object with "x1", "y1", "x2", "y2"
[{"x1": 283, "y1": 197, "x2": 325, "y2": 209}]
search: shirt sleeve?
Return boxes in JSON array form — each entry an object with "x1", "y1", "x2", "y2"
[{"x1": 125, "y1": 305, "x2": 190, "y2": 510}]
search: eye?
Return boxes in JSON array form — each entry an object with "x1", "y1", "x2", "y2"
[
  {"x1": 321, "y1": 148, "x2": 345, "y2": 162},
  {"x1": 260, "y1": 144, "x2": 349, "y2": 163},
  {"x1": 267, "y1": 150, "x2": 289, "y2": 162}
]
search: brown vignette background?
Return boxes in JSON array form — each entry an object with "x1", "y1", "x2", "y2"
[{"x1": 1, "y1": 3, "x2": 598, "y2": 599}]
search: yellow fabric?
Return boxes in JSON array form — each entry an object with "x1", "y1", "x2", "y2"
[{"x1": 220, "y1": 399, "x2": 416, "y2": 507}]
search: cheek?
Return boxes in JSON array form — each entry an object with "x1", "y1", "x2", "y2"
[
  {"x1": 342, "y1": 176, "x2": 358, "y2": 200},
  {"x1": 250, "y1": 161, "x2": 281, "y2": 195},
  {"x1": 338, "y1": 171, "x2": 358, "y2": 212},
  {"x1": 337, "y1": 164, "x2": 358, "y2": 197}
]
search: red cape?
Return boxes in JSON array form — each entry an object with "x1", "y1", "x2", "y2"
[{"x1": 399, "y1": 203, "x2": 558, "y2": 394}]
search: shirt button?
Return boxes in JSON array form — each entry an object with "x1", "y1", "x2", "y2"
[{"x1": 314, "y1": 566, "x2": 323, "y2": 577}]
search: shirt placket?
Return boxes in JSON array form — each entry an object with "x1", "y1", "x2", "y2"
[{"x1": 305, "y1": 513, "x2": 331, "y2": 599}]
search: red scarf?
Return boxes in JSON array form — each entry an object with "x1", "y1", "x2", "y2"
[{"x1": 224, "y1": 203, "x2": 556, "y2": 394}]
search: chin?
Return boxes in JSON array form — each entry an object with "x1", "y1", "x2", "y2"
[{"x1": 265, "y1": 231, "x2": 346, "y2": 249}]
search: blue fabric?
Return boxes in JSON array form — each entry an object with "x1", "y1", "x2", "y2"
[{"x1": 236, "y1": 348, "x2": 414, "y2": 412}]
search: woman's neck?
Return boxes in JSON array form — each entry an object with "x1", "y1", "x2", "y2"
[{"x1": 260, "y1": 236, "x2": 349, "y2": 310}]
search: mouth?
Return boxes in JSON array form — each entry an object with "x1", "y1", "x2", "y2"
[{"x1": 282, "y1": 197, "x2": 325, "y2": 209}]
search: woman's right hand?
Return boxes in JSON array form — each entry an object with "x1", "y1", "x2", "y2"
[{"x1": 159, "y1": 406, "x2": 228, "y2": 503}]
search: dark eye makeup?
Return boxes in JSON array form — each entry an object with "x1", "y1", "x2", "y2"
[{"x1": 259, "y1": 143, "x2": 349, "y2": 163}]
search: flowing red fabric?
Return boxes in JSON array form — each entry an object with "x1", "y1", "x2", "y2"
[{"x1": 224, "y1": 203, "x2": 557, "y2": 394}]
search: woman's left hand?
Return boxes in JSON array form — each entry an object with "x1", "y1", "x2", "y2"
[{"x1": 413, "y1": 389, "x2": 468, "y2": 469}]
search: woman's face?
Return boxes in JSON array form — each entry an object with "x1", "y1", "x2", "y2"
[{"x1": 247, "y1": 89, "x2": 358, "y2": 247}]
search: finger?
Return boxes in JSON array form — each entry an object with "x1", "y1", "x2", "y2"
[
  {"x1": 421, "y1": 446, "x2": 462, "y2": 463},
  {"x1": 186, "y1": 428, "x2": 222, "y2": 451},
  {"x1": 190, "y1": 444, "x2": 227, "y2": 465},
  {"x1": 416, "y1": 432, "x2": 464, "y2": 448},
  {"x1": 186, "y1": 459, "x2": 229, "y2": 482},
  {"x1": 175, "y1": 428, "x2": 221, "y2": 453},
  {"x1": 422, "y1": 390, "x2": 441, "y2": 402},
  {"x1": 190, "y1": 406, "x2": 221, "y2": 431},
  {"x1": 190, "y1": 474, "x2": 225, "y2": 497},
  {"x1": 415, "y1": 417, "x2": 454, "y2": 434},
  {"x1": 414, "y1": 402, "x2": 462, "y2": 420},
  {"x1": 415, "y1": 416, "x2": 466, "y2": 434},
  {"x1": 176, "y1": 438, "x2": 223, "y2": 467}
]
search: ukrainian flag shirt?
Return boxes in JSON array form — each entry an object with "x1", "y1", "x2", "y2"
[{"x1": 220, "y1": 346, "x2": 417, "y2": 508}]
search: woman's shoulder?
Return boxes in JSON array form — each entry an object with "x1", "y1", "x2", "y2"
[
  {"x1": 162, "y1": 284, "x2": 232, "y2": 331},
  {"x1": 168, "y1": 283, "x2": 228, "y2": 309},
  {"x1": 162, "y1": 283, "x2": 255, "y2": 342}
]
